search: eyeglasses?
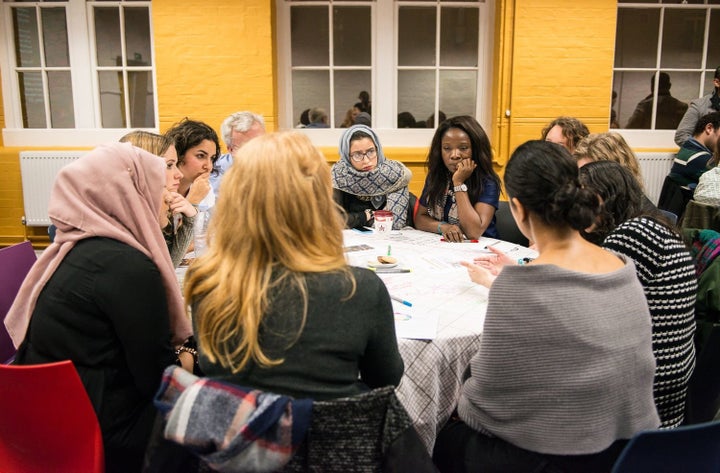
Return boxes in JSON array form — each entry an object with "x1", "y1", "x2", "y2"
[{"x1": 349, "y1": 148, "x2": 377, "y2": 162}]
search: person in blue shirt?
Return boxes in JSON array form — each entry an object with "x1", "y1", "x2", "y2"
[{"x1": 415, "y1": 115, "x2": 501, "y2": 241}]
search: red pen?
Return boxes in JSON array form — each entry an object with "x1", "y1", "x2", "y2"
[{"x1": 440, "y1": 238, "x2": 479, "y2": 243}]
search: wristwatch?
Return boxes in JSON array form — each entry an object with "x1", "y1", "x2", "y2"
[{"x1": 453, "y1": 184, "x2": 468, "y2": 193}]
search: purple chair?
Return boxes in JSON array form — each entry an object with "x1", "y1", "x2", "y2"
[{"x1": 0, "y1": 241, "x2": 37, "y2": 363}]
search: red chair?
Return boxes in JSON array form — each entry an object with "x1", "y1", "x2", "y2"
[
  {"x1": 0, "y1": 360, "x2": 104, "y2": 473},
  {"x1": 0, "y1": 240, "x2": 37, "y2": 363}
]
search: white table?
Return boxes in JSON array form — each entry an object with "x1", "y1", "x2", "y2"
[{"x1": 343, "y1": 228, "x2": 537, "y2": 453}]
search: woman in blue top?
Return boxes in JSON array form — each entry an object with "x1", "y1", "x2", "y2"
[{"x1": 415, "y1": 115, "x2": 500, "y2": 241}]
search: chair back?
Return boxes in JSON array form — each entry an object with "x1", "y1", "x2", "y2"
[
  {"x1": 685, "y1": 323, "x2": 720, "y2": 424},
  {"x1": 495, "y1": 200, "x2": 529, "y2": 247},
  {"x1": 0, "y1": 241, "x2": 37, "y2": 363},
  {"x1": 610, "y1": 420, "x2": 720, "y2": 473},
  {"x1": 657, "y1": 175, "x2": 693, "y2": 220},
  {"x1": 681, "y1": 199, "x2": 720, "y2": 232},
  {"x1": 658, "y1": 209, "x2": 678, "y2": 225},
  {"x1": 146, "y1": 384, "x2": 436, "y2": 472},
  {"x1": 0, "y1": 360, "x2": 104, "y2": 473},
  {"x1": 281, "y1": 385, "x2": 435, "y2": 472},
  {"x1": 407, "y1": 192, "x2": 419, "y2": 228}
]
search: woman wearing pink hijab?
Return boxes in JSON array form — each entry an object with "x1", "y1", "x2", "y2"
[{"x1": 5, "y1": 142, "x2": 192, "y2": 473}]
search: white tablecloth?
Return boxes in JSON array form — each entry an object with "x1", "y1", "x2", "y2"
[{"x1": 343, "y1": 228, "x2": 537, "y2": 452}]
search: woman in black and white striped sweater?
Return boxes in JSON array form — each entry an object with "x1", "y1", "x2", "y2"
[{"x1": 580, "y1": 160, "x2": 697, "y2": 428}]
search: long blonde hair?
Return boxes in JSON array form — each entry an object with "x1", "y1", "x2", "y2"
[
  {"x1": 184, "y1": 131, "x2": 352, "y2": 372},
  {"x1": 573, "y1": 132, "x2": 644, "y2": 189}
]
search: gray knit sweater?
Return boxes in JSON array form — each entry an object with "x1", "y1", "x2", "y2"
[{"x1": 458, "y1": 259, "x2": 661, "y2": 455}]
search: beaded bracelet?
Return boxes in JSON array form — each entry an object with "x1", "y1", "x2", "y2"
[{"x1": 437, "y1": 222, "x2": 447, "y2": 234}]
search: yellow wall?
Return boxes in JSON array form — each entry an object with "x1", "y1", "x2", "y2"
[
  {"x1": 0, "y1": 0, "x2": 620, "y2": 246},
  {"x1": 492, "y1": 0, "x2": 618, "y2": 165},
  {"x1": 152, "y1": 0, "x2": 277, "y2": 136}
]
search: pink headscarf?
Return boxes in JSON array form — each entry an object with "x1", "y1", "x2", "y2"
[{"x1": 5, "y1": 142, "x2": 192, "y2": 347}]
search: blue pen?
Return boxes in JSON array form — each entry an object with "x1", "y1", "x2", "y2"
[{"x1": 390, "y1": 295, "x2": 412, "y2": 307}]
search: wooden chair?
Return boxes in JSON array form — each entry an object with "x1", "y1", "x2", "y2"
[
  {"x1": 611, "y1": 420, "x2": 720, "y2": 473},
  {"x1": 0, "y1": 360, "x2": 104, "y2": 473},
  {"x1": 0, "y1": 241, "x2": 37, "y2": 363}
]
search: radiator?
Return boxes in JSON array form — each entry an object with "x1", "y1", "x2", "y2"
[
  {"x1": 19, "y1": 151, "x2": 86, "y2": 226},
  {"x1": 637, "y1": 152, "x2": 675, "y2": 206}
]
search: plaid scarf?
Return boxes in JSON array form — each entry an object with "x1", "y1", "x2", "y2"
[
  {"x1": 154, "y1": 366, "x2": 313, "y2": 473},
  {"x1": 688, "y1": 229, "x2": 720, "y2": 277},
  {"x1": 333, "y1": 125, "x2": 411, "y2": 229}
]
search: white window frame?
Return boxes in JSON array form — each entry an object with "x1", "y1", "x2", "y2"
[
  {"x1": 275, "y1": 0, "x2": 494, "y2": 148},
  {"x1": 613, "y1": 2, "x2": 720, "y2": 149},
  {"x1": 0, "y1": 0, "x2": 159, "y2": 147}
]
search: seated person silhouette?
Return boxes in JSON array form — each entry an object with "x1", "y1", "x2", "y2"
[{"x1": 626, "y1": 72, "x2": 688, "y2": 130}]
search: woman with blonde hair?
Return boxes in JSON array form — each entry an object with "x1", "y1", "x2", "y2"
[
  {"x1": 573, "y1": 132, "x2": 644, "y2": 187},
  {"x1": 185, "y1": 131, "x2": 403, "y2": 400},
  {"x1": 120, "y1": 130, "x2": 196, "y2": 267}
]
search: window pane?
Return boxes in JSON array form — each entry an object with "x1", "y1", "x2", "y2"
[
  {"x1": 98, "y1": 70, "x2": 125, "y2": 127},
  {"x1": 291, "y1": 6, "x2": 328, "y2": 66},
  {"x1": 615, "y1": 8, "x2": 659, "y2": 68},
  {"x1": 660, "y1": 9, "x2": 705, "y2": 69},
  {"x1": 399, "y1": 7, "x2": 436, "y2": 67},
  {"x1": 12, "y1": 7, "x2": 41, "y2": 67},
  {"x1": 18, "y1": 71, "x2": 46, "y2": 128},
  {"x1": 47, "y1": 70, "x2": 74, "y2": 127},
  {"x1": 703, "y1": 73, "x2": 716, "y2": 96},
  {"x1": 398, "y1": 70, "x2": 435, "y2": 127},
  {"x1": 42, "y1": 8, "x2": 69, "y2": 67},
  {"x1": 334, "y1": 6, "x2": 370, "y2": 66},
  {"x1": 708, "y1": 10, "x2": 720, "y2": 69},
  {"x1": 127, "y1": 71, "x2": 154, "y2": 128},
  {"x1": 666, "y1": 71, "x2": 701, "y2": 109},
  {"x1": 334, "y1": 70, "x2": 371, "y2": 127},
  {"x1": 292, "y1": 70, "x2": 330, "y2": 126},
  {"x1": 440, "y1": 7, "x2": 478, "y2": 67},
  {"x1": 94, "y1": 7, "x2": 121, "y2": 67},
  {"x1": 439, "y1": 70, "x2": 476, "y2": 117},
  {"x1": 614, "y1": 71, "x2": 648, "y2": 129},
  {"x1": 613, "y1": 70, "x2": 688, "y2": 130},
  {"x1": 124, "y1": 7, "x2": 152, "y2": 66}
]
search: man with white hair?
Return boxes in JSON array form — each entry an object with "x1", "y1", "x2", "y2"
[{"x1": 210, "y1": 111, "x2": 265, "y2": 195}]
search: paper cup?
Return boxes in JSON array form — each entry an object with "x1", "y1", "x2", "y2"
[{"x1": 373, "y1": 210, "x2": 394, "y2": 235}]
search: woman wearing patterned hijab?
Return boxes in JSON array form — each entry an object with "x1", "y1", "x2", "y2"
[{"x1": 332, "y1": 124, "x2": 412, "y2": 230}]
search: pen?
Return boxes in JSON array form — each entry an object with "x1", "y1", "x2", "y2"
[
  {"x1": 440, "y1": 238, "x2": 479, "y2": 243},
  {"x1": 390, "y1": 295, "x2": 413, "y2": 307},
  {"x1": 369, "y1": 267, "x2": 412, "y2": 273}
]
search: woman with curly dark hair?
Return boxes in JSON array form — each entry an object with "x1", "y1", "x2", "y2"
[
  {"x1": 414, "y1": 115, "x2": 501, "y2": 241},
  {"x1": 165, "y1": 118, "x2": 221, "y2": 206}
]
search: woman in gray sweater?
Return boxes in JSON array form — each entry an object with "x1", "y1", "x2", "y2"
[{"x1": 433, "y1": 140, "x2": 660, "y2": 473}]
